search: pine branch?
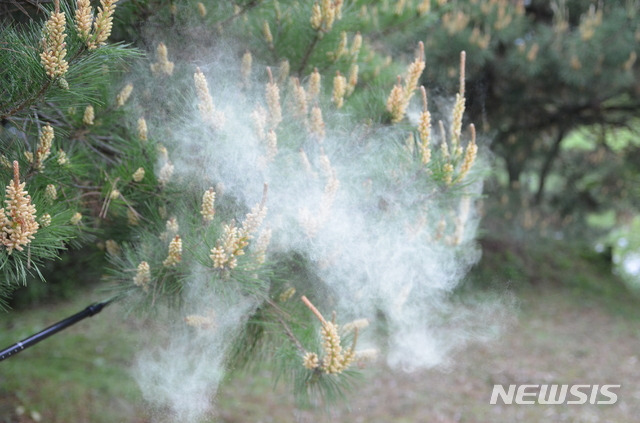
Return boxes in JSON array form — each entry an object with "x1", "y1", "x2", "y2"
[{"x1": 296, "y1": 32, "x2": 320, "y2": 76}]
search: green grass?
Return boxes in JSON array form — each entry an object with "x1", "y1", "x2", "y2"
[
  {"x1": 0, "y1": 288, "x2": 145, "y2": 422},
  {"x1": 463, "y1": 232, "x2": 640, "y2": 320}
]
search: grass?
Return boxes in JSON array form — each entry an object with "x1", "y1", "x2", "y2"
[
  {"x1": 464, "y1": 231, "x2": 640, "y2": 318},
  {"x1": 0, "y1": 289, "x2": 146, "y2": 422}
]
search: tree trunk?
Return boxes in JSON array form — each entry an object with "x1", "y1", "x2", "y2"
[{"x1": 534, "y1": 129, "x2": 565, "y2": 205}]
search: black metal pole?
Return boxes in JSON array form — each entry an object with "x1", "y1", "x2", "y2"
[{"x1": 0, "y1": 299, "x2": 114, "y2": 362}]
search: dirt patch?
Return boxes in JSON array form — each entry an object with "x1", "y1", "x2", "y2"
[{"x1": 217, "y1": 288, "x2": 640, "y2": 422}]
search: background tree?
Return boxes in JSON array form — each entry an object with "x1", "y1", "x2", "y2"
[{"x1": 410, "y1": 0, "x2": 640, "y2": 236}]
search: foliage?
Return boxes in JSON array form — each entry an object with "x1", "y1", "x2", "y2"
[
  {"x1": 2, "y1": 0, "x2": 638, "y2": 418},
  {"x1": 0, "y1": 0, "x2": 489, "y2": 414},
  {"x1": 0, "y1": 0, "x2": 136, "y2": 305},
  {"x1": 406, "y1": 0, "x2": 640, "y2": 236}
]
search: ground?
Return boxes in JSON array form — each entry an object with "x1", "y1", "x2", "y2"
[
  {"x1": 217, "y1": 286, "x2": 640, "y2": 423},
  {"x1": 1, "y1": 279, "x2": 638, "y2": 423}
]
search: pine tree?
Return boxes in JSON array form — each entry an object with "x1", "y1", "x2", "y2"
[
  {"x1": 1, "y1": 0, "x2": 488, "y2": 414},
  {"x1": 405, "y1": 0, "x2": 640, "y2": 231}
]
